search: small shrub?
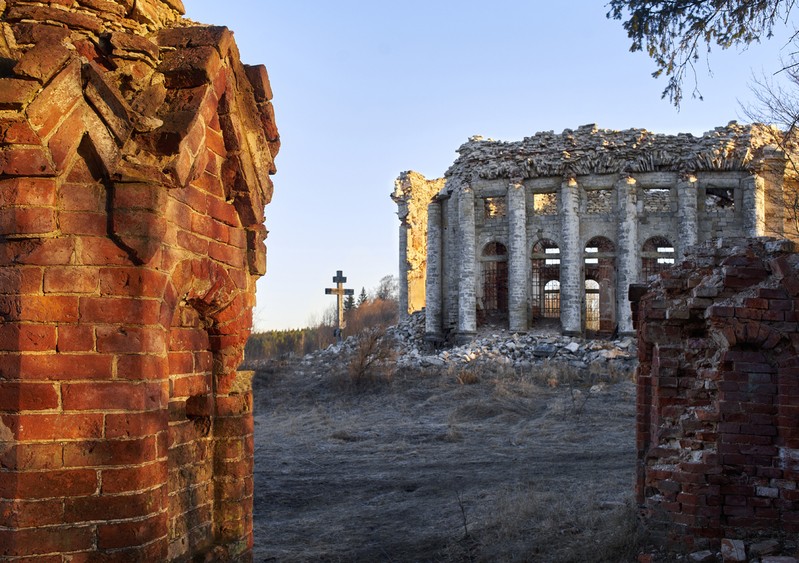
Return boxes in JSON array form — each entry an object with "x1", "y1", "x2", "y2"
[
  {"x1": 456, "y1": 370, "x2": 480, "y2": 385},
  {"x1": 345, "y1": 327, "x2": 396, "y2": 388}
]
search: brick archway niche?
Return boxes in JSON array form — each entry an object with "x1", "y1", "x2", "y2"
[
  {"x1": 0, "y1": 1, "x2": 279, "y2": 560},
  {"x1": 635, "y1": 238, "x2": 799, "y2": 552}
]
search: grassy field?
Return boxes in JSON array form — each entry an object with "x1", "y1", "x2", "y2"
[{"x1": 249, "y1": 354, "x2": 640, "y2": 562}]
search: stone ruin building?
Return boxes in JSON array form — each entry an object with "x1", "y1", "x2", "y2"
[
  {"x1": 0, "y1": 1, "x2": 278, "y2": 561},
  {"x1": 393, "y1": 123, "x2": 796, "y2": 342}
]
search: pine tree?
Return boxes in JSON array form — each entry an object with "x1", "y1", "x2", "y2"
[
  {"x1": 344, "y1": 293, "x2": 355, "y2": 311},
  {"x1": 357, "y1": 287, "x2": 368, "y2": 307}
]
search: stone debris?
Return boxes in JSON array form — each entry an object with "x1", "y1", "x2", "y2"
[
  {"x1": 721, "y1": 539, "x2": 746, "y2": 563},
  {"x1": 689, "y1": 550, "x2": 717, "y2": 562},
  {"x1": 300, "y1": 310, "x2": 636, "y2": 380},
  {"x1": 387, "y1": 310, "x2": 636, "y2": 374}
]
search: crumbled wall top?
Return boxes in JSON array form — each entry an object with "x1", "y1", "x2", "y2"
[
  {"x1": 0, "y1": 0, "x2": 279, "y2": 223},
  {"x1": 447, "y1": 122, "x2": 786, "y2": 182}
]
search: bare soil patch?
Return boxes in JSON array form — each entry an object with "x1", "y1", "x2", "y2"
[{"x1": 251, "y1": 361, "x2": 639, "y2": 562}]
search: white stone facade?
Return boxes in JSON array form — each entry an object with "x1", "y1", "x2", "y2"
[{"x1": 395, "y1": 123, "x2": 796, "y2": 340}]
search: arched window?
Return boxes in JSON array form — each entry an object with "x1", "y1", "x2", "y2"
[
  {"x1": 584, "y1": 237, "x2": 616, "y2": 334},
  {"x1": 480, "y1": 242, "x2": 508, "y2": 323},
  {"x1": 641, "y1": 236, "x2": 675, "y2": 280},
  {"x1": 531, "y1": 239, "x2": 560, "y2": 320}
]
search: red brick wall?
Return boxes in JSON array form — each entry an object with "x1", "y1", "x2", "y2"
[
  {"x1": 0, "y1": 1, "x2": 277, "y2": 560},
  {"x1": 636, "y1": 238, "x2": 799, "y2": 551}
]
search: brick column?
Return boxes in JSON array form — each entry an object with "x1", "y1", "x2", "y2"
[
  {"x1": 676, "y1": 176, "x2": 698, "y2": 259},
  {"x1": 212, "y1": 370, "x2": 255, "y2": 559},
  {"x1": 559, "y1": 178, "x2": 581, "y2": 336},
  {"x1": 508, "y1": 179, "x2": 528, "y2": 332},
  {"x1": 425, "y1": 199, "x2": 443, "y2": 340},
  {"x1": 616, "y1": 176, "x2": 638, "y2": 336},
  {"x1": 457, "y1": 186, "x2": 477, "y2": 339}
]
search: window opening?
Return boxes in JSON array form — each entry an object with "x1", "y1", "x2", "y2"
[
  {"x1": 531, "y1": 239, "x2": 560, "y2": 321},
  {"x1": 481, "y1": 242, "x2": 508, "y2": 323},
  {"x1": 641, "y1": 236, "x2": 676, "y2": 280},
  {"x1": 484, "y1": 196, "x2": 507, "y2": 218}
]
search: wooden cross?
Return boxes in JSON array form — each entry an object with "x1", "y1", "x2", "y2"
[{"x1": 325, "y1": 270, "x2": 354, "y2": 342}]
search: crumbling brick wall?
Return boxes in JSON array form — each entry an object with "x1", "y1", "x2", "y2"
[
  {"x1": 635, "y1": 238, "x2": 799, "y2": 551},
  {"x1": 0, "y1": 1, "x2": 278, "y2": 560}
]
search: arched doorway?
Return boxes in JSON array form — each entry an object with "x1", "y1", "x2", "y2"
[
  {"x1": 531, "y1": 239, "x2": 560, "y2": 324},
  {"x1": 641, "y1": 236, "x2": 675, "y2": 280},
  {"x1": 584, "y1": 236, "x2": 616, "y2": 335},
  {"x1": 480, "y1": 241, "x2": 508, "y2": 325}
]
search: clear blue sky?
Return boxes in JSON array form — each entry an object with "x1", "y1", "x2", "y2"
[{"x1": 187, "y1": 1, "x2": 794, "y2": 331}]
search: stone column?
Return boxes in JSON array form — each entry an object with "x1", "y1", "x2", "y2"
[
  {"x1": 616, "y1": 177, "x2": 638, "y2": 336},
  {"x1": 508, "y1": 179, "x2": 528, "y2": 332},
  {"x1": 425, "y1": 199, "x2": 443, "y2": 339},
  {"x1": 676, "y1": 176, "x2": 698, "y2": 259},
  {"x1": 457, "y1": 186, "x2": 477, "y2": 339},
  {"x1": 396, "y1": 203, "x2": 410, "y2": 321},
  {"x1": 751, "y1": 147, "x2": 786, "y2": 237},
  {"x1": 559, "y1": 178, "x2": 581, "y2": 336},
  {"x1": 742, "y1": 175, "x2": 765, "y2": 237}
]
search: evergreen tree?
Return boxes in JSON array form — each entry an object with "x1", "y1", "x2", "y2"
[
  {"x1": 344, "y1": 293, "x2": 355, "y2": 311},
  {"x1": 357, "y1": 287, "x2": 368, "y2": 307},
  {"x1": 607, "y1": 0, "x2": 794, "y2": 105}
]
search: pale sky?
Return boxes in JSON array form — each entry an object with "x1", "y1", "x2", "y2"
[{"x1": 186, "y1": 1, "x2": 794, "y2": 331}]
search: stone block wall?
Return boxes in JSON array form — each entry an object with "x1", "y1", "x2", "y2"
[
  {"x1": 635, "y1": 238, "x2": 799, "y2": 551},
  {"x1": 391, "y1": 171, "x2": 445, "y2": 320},
  {"x1": 0, "y1": 1, "x2": 278, "y2": 560}
]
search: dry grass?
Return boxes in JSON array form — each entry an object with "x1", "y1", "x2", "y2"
[
  {"x1": 251, "y1": 353, "x2": 638, "y2": 562},
  {"x1": 444, "y1": 485, "x2": 642, "y2": 562}
]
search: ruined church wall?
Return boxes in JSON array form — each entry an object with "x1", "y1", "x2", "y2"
[
  {"x1": 0, "y1": 1, "x2": 278, "y2": 560},
  {"x1": 634, "y1": 238, "x2": 799, "y2": 551},
  {"x1": 398, "y1": 124, "x2": 796, "y2": 339},
  {"x1": 391, "y1": 172, "x2": 444, "y2": 320}
]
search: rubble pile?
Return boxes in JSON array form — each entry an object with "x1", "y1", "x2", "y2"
[
  {"x1": 301, "y1": 311, "x2": 637, "y2": 379},
  {"x1": 391, "y1": 311, "x2": 637, "y2": 373}
]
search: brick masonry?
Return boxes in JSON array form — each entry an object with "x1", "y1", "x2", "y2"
[
  {"x1": 0, "y1": 1, "x2": 278, "y2": 561},
  {"x1": 633, "y1": 238, "x2": 799, "y2": 551}
]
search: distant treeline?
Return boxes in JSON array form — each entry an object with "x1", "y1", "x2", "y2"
[{"x1": 245, "y1": 276, "x2": 398, "y2": 363}]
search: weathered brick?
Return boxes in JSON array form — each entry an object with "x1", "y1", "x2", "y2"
[
  {"x1": 0, "y1": 78, "x2": 40, "y2": 110},
  {"x1": 101, "y1": 461, "x2": 168, "y2": 494},
  {"x1": 0, "y1": 381, "x2": 58, "y2": 411},
  {"x1": 105, "y1": 411, "x2": 168, "y2": 439},
  {"x1": 80, "y1": 296, "x2": 161, "y2": 325},
  {"x1": 64, "y1": 489, "x2": 162, "y2": 524},
  {"x1": 1, "y1": 413, "x2": 103, "y2": 440},
  {"x1": 0, "y1": 525, "x2": 94, "y2": 556},
  {"x1": 0, "y1": 468, "x2": 98, "y2": 500},
  {"x1": 0, "y1": 177, "x2": 56, "y2": 206},
  {"x1": 62, "y1": 381, "x2": 166, "y2": 411},
  {"x1": 64, "y1": 436, "x2": 157, "y2": 467},
  {"x1": 96, "y1": 325, "x2": 166, "y2": 354}
]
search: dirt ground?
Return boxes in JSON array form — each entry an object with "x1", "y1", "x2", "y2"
[{"x1": 250, "y1": 360, "x2": 639, "y2": 562}]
